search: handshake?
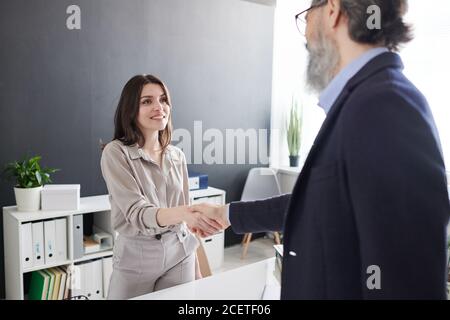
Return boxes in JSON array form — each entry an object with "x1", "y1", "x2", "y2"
[{"x1": 183, "y1": 203, "x2": 230, "y2": 238}]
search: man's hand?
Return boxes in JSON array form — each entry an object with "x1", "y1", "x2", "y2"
[
  {"x1": 190, "y1": 203, "x2": 230, "y2": 236},
  {"x1": 157, "y1": 205, "x2": 222, "y2": 237},
  {"x1": 182, "y1": 208, "x2": 223, "y2": 238}
]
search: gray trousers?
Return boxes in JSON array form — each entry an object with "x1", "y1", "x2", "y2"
[{"x1": 107, "y1": 231, "x2": 198, "y2": 300}]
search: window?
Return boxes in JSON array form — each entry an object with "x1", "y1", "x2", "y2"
[
  {"x1": 270, "y1": 0, "x2": 324, "y2": 168},
  {"x1": 402, "y1": 0, "x2": 450, "y2": 167},
  {"x1": 270, "y1": 0, "x2": 450, "y2": 169}
]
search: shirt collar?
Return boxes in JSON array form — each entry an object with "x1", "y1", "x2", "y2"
[
  {"x1": 127, "y1": 144, "x2": 141, "y2": 160},
  {"x1": 127, "y1": 144, "x2": 174, "y2": 171},
  {"x1": 318, "y1": 47, "x2": 389, "y2": 114}
]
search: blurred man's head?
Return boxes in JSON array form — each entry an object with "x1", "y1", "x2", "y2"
[{"x1": 305, "y1": 0, "x2": 412, "y2": 94}]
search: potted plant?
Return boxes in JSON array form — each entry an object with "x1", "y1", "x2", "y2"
[
  {"x1": 286, "y1": 97, "x2": 302, "y2": 167},
  {"x1": 3, "y1": 156, "x2": 59, "y2": 211}
]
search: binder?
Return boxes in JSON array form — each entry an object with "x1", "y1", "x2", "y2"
[
  {"x1": 64, "y1": 269, "x2": 71, "y2": 299},
  {"x1": 44, "y1": 220, "x2": 56, "y2": 265},
  {"x1": 42, "y1": 268, "x2": 55, "y2": 300},
  {"x1": 20, "y1": 223, "x2": 33, "y2": 269},
  {"x1": 55, "y1": 218, "x2": 67, "y2": 262},
  {"x1": 79, "y1": 262, "x2": 90, "y2": 298},
  {"x1": 31, "y1": 222, "x2": 45, "y2": 267},
  {"x1": 80, "y1": 262, "x2": 90, "y2": 298},
  {"x1": 49, "y1": 267, "x2": 62, "y2": 300},
  {"x1": 102, "y1": 256, "x2": 113, "y2": 298},
  {"x1": 64, "y1": 265, "x2": 74, "y2": 299},
  {"x1": 82, "y1": 260, "x2": 102, "y2": 299},
  {"x1": 91, "y1": 259, "x2": 103, "y2": 300},
  {"x1": 28, "y1": 270, "x2": 49, "y2": 300},
  {"x1": 57, "y1": 266, "x2": 67, "y2": 300},
  {"x1": 70, "y1": 264, "x2": 83, "y2": 299},
  {"x1": 73, "y1": 214, "x2": 84, "y2": 259}
]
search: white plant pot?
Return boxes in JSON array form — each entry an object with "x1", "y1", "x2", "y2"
[{"x1": 14, "y1": 186, "x2": 42, "y2": 212}]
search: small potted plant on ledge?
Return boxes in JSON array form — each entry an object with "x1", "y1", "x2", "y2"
[
  {"x1": 3, "y1": 156, "x2": 59, "y2": 211},
  {"x1": 286, "y1": 97, "x2": 302, "y2": 167}
]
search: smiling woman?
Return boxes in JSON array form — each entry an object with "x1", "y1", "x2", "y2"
[
  {"x1": 137, "y1": 85, "x2": 170, "y2": 135},
  {"x1": 100, "y1": 74, "x2": 222, "y2": 300},
  {"x1": 113, "y1": 75, "x2": 173, "y2": 153}
]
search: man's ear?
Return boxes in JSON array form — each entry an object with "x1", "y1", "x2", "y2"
[{"x1": 326, "y1": 0, "x2": 342, "y2": 30}]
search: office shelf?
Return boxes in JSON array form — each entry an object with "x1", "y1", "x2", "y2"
[
  {"x1": 3, "y1": 195, "x2": 112, "y2": 300},
  {"x1": 74, "y1": 250, "x2": 113, "y2": 264},
  {"x1": 3, "y1": 189, "x2": 226, "y2": 300},
  {"x1": 23, "y1": 260, "x2": 73, "y2": 274}
]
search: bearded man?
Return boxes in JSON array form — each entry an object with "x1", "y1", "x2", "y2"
[{"x1": 192, "y1": 0, "x2": 450, "y2": 299}]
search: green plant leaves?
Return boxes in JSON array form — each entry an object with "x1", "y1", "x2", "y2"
[
  {"x1": 286, "y1": 96, "x2": 303, "y2": 156},
  {"x1": 35, "y1": 171, "x2": 42, "y2": 185},
  {"x1": 2, "y1": 155, "x2": 59, "y2": 188}
]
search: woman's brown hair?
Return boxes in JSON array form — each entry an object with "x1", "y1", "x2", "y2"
[{"x1": 113, "y1": 74, "x2": 172, "y2": 151}]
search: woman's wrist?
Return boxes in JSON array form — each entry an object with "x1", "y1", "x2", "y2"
[{"x1": 156, "y1": 206, "x2": 188, "y2": 227}]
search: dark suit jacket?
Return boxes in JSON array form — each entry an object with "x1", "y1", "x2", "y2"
[{"x1": 229, "y1": 52, "x2": 450, "y2": 299}]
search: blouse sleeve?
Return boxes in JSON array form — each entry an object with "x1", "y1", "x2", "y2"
[
  {"x1": 180, "y1": 150, "x2": 190, "y2": 206},
  {"x1": 100, "y1": 142, "x2": 168, "y2": 234}
]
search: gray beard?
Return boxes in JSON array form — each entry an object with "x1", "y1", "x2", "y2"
[{"x1": 306, "y1": 30, "x2": 340, "y2": 94}]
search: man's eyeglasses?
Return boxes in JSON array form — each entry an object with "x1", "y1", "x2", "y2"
[{"x1": 295, "y1": 0, "x2": 328, "y2": 36}]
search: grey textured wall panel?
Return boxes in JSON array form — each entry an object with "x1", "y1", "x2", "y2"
[{"x1": 0, "y1": 0, "x2": 274, "y2": 298}]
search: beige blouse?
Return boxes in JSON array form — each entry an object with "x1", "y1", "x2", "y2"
[{"x1": 100, "y1": 139, "x2": 190, "y2": 237}]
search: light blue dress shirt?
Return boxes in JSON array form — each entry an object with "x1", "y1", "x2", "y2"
[{"x1": 318, "y1": 47, "x2": 389, "y2": 114}]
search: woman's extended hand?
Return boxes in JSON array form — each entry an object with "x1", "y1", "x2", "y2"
[
  {"x1": 155, "y1": 205, "x2": 223, "y2": 237},
  {"x1": 182, "y1": 208, "x2": 223, "y2": 237},
  {"x1": 190, "y1": 203, "x2": 229, "y2": 229}
]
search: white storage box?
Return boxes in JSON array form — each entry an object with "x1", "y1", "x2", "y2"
[{"x1": 41, "y1": 184, "x2": 80, "y2": 211}]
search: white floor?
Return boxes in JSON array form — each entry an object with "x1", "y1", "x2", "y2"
[{"x1": 214, "y1": 236, "x2": 277, "y2": 274}]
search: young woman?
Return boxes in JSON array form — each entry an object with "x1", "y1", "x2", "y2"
[{"x1": 100, "y1": 74, "x2": 220, "y2": 299}]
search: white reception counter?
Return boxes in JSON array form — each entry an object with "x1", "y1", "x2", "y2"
[{"x1": 132, "y1": 257, "x2": 281, "y2": 300}]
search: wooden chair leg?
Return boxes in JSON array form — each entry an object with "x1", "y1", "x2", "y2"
[
  {"x1": 274, "y1": 232, "x2": 281, "y2": 245},
  {"x1": 241, "y1": 233, "x2": 253, "y2": 260},
  {"x1": 241, "y1": 233, "x2": 249, "y2": 245}
]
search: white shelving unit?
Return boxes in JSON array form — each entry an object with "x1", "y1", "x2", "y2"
[
  {"x1": 190, "y1": 187, "x2": 226, "y2": 271},
  {"x1": 3, "y1": 188, "x2": 227, "y2": 299},
  {"x1": 3, "y1": 195, "x2": 112, "y2": 300}
]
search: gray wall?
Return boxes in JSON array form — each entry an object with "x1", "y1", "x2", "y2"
[{"x1": 0, "y1": 0, "x2": 274, "y2": 298}]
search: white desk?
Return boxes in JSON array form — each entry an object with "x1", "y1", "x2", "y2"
[{"x1": 132, "y1": 257, "x2": 281, "y2": 300}]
